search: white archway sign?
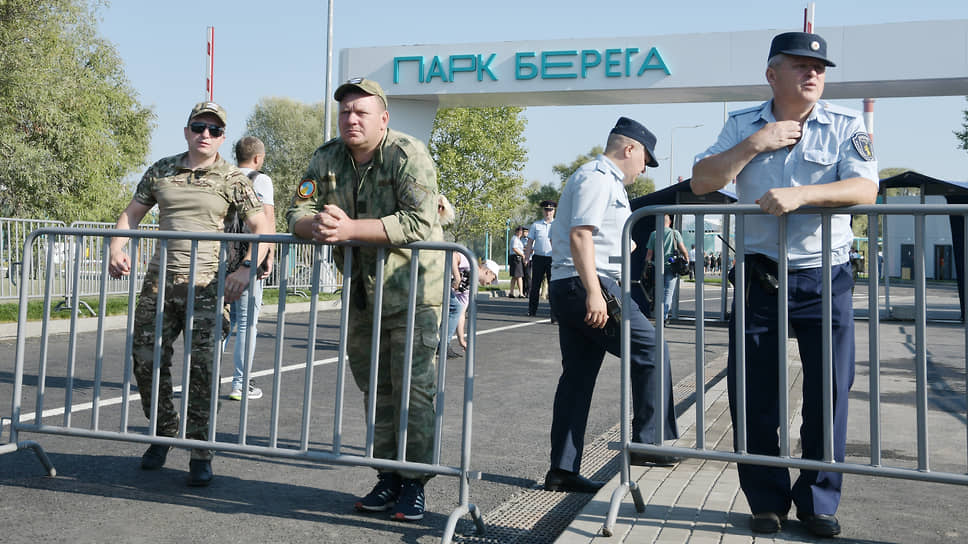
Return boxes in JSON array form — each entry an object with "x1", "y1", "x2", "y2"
[{"x1": 339, "y1": 20, "x2": 968, "y2": 141}]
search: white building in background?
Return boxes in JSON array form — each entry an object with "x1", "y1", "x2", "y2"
[
  {"x1": 884, "y1": 195, "x2": 956, "y2": 281},
  {"x1": 681, "y1": 215, "x2": 727, "y2": 259}
]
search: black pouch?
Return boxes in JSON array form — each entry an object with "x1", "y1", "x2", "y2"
[
  {"x1": 599, "y1": 278, "x2": 622, "y2": 333},
  {"x1": 733, "y1": 254, "x2": 779, "y2": 308},
  {"x1": 748, "y1": 254, "x2": 779, "y2": 296}
]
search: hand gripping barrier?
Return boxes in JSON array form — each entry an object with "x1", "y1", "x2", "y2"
[
  {"x1": 602, "y1": 203, "x2": 968, "y2": 537},
  {"x1": 5, "y1": 227, "x2": 485, "y2": 543}
]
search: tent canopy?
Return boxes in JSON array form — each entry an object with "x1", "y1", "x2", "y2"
[{"x1": 878, "y1": 171, "x2": 968, "y2": 196}]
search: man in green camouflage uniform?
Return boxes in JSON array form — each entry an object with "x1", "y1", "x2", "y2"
[
  {"x1": 109, "y1": 102, "x2": 271, "y2": 487},
  {"x1": 287, "y1": 78, "x2": 443, "y2": 522}
]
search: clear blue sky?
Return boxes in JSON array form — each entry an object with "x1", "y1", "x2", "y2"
[{"x1": 98, "y1": 0, "x2": 968, "y2": 190}]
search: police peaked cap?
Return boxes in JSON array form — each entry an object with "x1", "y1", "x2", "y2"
[
  {"x1": 610, "y1": 117, "x2": 659, "y2": 167},
  {"x1": 768, "y1": 32, "x2": 836, "y2": 67}
]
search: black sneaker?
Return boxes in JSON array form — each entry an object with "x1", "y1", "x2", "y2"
[
  {"x1": 141, "y1": 444, "x2": 171, "y2": 470},
  {"x1": 389, "y1": 479, "x2": 425, "y2": 521},
  {"x1": 355, "y1": 472, "x2": 401, "y2": 512},
  {"x1": 187, "y1": 459, "x2": 213, "y2": 487},
  {"x1": 446, "y1": 345, "x2": 465, "y2": 359}
]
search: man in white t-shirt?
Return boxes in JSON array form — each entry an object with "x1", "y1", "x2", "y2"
[{"x1": 228, "y1": 136, "x2": 276, "y2": 401}]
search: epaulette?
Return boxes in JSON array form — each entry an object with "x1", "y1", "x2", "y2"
[
  {"x1": 387, "y1": 129, "x2": 421, "y2": 159},
  {"x1": 819, "y1": 101, "x2": 863, "y2": 119},
  {"x1": 728, "y1": 104, "x2": 763, "y2": 119},
  {"x1": 316, "y1": 136, "x2": 341, "y2": 151}
]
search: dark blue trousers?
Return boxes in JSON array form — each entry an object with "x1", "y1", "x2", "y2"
[
  {"x1": 528, "y1": 254, "x2": 553, "y2": 316},
  {"x1": 549, "y1": 275, "x2": 679, "y2": 473},
  {"x1": 728, "y1": 261, "x2": 855, "y2": 517}
]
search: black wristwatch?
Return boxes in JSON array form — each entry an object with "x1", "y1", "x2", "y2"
[{"x1": 241, "y1": 259, "x2": 252, "y2": 269}]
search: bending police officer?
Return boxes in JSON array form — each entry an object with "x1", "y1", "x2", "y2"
[{"x1": 544, "y1": 117, "x2": 679, "y2": 494}]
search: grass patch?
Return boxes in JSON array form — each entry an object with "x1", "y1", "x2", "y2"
[
  {"x1": 1, "y1": 288, "x2": 342, "y2": 323},
  {"x1": 685, "y1": 277, "x2": 724, "y2": 285},
  {"x1": 261, "y1": 288, "x2": 340, "y2": 305},
  {"x1": 0, "y1": 296, "x2": 133, "y2": 323}
]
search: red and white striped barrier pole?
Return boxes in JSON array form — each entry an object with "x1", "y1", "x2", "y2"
[{"x1": 206, "y1": 26, "x2": 215, "y2": 101}]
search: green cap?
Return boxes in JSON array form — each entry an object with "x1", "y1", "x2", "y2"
[
  {"x1": 334, "y1": 78, "x2": 388, "y2": 109},
  {"x1": 187, "y1": 101, "x2": 228, "y2": 126}
]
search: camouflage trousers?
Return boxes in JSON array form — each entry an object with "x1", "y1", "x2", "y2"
[
  {"x1": 132, "y1": 270, "x2": 229, "y2": 461},
  {"x1": 347, "y1": 304, "x2": 441, "y2": 481}
]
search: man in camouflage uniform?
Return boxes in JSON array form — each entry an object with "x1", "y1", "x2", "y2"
[
  {"x1": 287, "y1": 78, "x2": 443, "y2": 522},
  {"x1": 109, "y1": 102, "x2": 272, "y2": 487}
]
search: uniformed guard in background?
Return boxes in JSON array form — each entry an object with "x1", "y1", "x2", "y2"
[
  {"x1": 692, "y1": 31, "x2": 878, "y2": 537},
  {"x1": 525, "y1": 200, "x2": 557, "y2": 320},
  {"x1": 287, "y1": 78, "x2": 443, "y2": 522},
  {"x1": 109, "y1": 102, "x2": 272, "y2": 487}
]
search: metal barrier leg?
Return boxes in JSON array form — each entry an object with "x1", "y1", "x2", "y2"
[
  {"x1": 441, "y1": 502, "x2": 485, "y2": 543},
  {"x1": 0, "y1": 441, "x2": 57, "y2": 477},
  {"x1": 604, "y1": 480, "x2": 645, "y2": 537}
]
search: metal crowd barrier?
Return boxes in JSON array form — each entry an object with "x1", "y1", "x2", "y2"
[
  {"x1": 603, "y1": 203, "x2": 968, "y2": 537},
  {"x1": 0, "y1": 217, "x2": 340, "y2": 304},
  {"x1": 4, "y1": 227, "x2": 484, "y2": 543},
  {"x1": 1, "y1": 218, "x2": 66, "y2": 301}
]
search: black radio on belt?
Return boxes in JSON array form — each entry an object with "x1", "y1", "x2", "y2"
[
  {"x1": 598, "y1": 278, "x2": 622, "y2": 328},
  {"x1": 717, "y1": 235, "x2": 779, "y2": 298},
  {"x1": 749, "y1": 255, "x2": 779, "y2": 296}
]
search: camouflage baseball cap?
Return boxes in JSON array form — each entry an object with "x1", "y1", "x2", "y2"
[
  {"x1": 334, "y1": 77, "x2": 388, "y2": 109},
  {"x1": 187, "y1": 101, "x2": 228, "y2": 126}
]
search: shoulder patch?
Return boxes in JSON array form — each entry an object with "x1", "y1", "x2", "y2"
[
  {"x1": 851, "y1": 132, "x2": 875, "y2": 162},
  {"x1": 297, "y1": 179, "x2": 317, "y2": 199}
]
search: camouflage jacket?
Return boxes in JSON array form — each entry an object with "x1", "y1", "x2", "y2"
[
  {"x1": 286, "y1": 129, "x2": 444, "y2": 315},
  {"x1": 135, "y1": 152, "x2": 262, "y2": 277}
]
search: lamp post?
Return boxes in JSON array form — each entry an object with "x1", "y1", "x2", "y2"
[{"x1": 669, "y1": 124, "x2": 703, "y2": 187}]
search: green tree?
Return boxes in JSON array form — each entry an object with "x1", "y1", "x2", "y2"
[
  {"x1": 245, "y1": 97, "x2": 328, "y2": 231},
  {"x1": 429, "y1": 107, "x2": 528, "y2": 248},
  {"x1": 956, "y1": 97, "x2": 968, "y2": 152},
  {"x1": 0, "y1": 0, "x2": 153, "y2": 222},
  {"x1": 510, "y1": 180, "x2": 561, "y2": 226},
  {"x1": 627, "y1": 175, "x2": 656, "y2": 200}
]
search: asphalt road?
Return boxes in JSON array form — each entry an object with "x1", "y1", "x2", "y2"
[
  {"x1": 2, "y1": 280, "x2": 965, "y2": 543},
  {"x1": 1, "y1": 290, "x2": 732, "y2": 544}
]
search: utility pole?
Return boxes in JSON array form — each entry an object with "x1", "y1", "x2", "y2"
[{"x1": 205, "y1": 27, "x2": 214, "y2": 100}]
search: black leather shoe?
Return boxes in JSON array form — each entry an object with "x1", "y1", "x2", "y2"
[
  {"x1": 188, "y1": 459, "x2": 213, "y2": 487},
  {"x1": 543, "y1": 468, "x2": 605, "y2": 493},
  {"x1": 629, "y1": 452, "x2": 681, "y2": 467},
  {"x1": 750, "y1": 512, "x2": 786, "y2": 534},
  {"x1": 140, "y1": 444, "x2": 171, "y2": 470},
  {"x1": 797, "y1": 513, "x2": 841, "y2": 537}
]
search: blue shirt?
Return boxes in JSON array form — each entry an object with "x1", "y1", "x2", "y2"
[
  {"x1": 551, "y1": 155, "x2": 630, "y2": 281},
  {"x1": 528, "y1": 218, "x2": 554, "y2": 257},
  {"x1": 695, "y1": 100, "x2": 878, "y2": 269}
]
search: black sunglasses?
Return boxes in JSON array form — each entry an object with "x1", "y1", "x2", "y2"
[{"x1": 188, "y1": 122, "x2": 224, "y2": 137}]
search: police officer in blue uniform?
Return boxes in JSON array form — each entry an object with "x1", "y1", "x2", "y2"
[
  {"x1": 692, "y1": 32, "x2": 878, "y2": 537},
  {"x1": 543, "y1": 117, "x2": 679, "y2": 494}
]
